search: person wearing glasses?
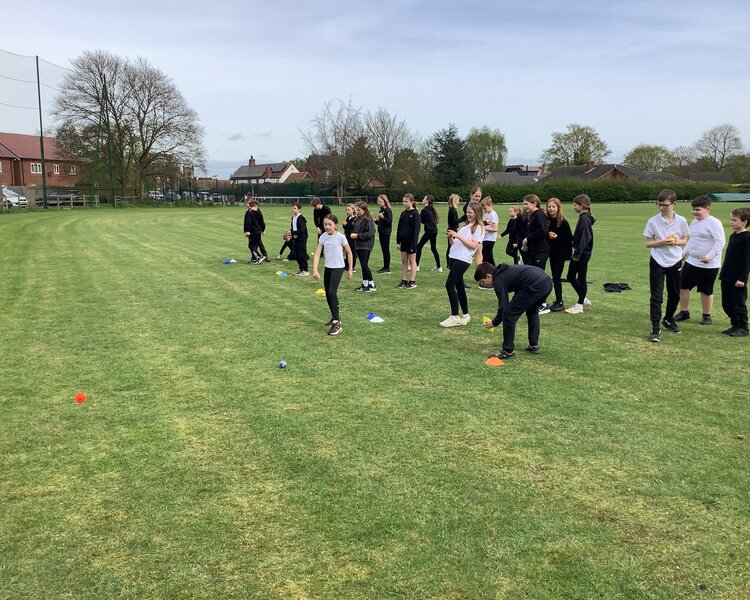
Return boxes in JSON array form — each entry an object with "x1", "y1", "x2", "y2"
[{"x1": 643, "y1": 189, "x2": 689, "y2": 342}]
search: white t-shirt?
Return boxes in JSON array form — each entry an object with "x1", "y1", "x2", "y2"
[
  {"x1": 643, "y1": 212, "x2": 689, "y2": 268},
  {"x1": 482, "y1": 210, "x2": 499, "y2": 242},
  {"x1": 449, "y1": 223, "x2": 485, "y2": 263},
  {"x1": 318, "y1": 232, "x2": 348, "y2": 268},
  {"x1": 684, "y1": 216, "x2": 725, "y2": 269}
]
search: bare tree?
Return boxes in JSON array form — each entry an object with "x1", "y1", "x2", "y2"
[
  {"x1": 664, "y1": 145, "x2": 698, "y2": 178},
  {"x1": 301, "y1": 98, "x2": 363, "y2": 198},
  {"x1": 364, "y1": 108, "x2": 418, "y2": 187},
  {"x1": 694, "y1": 123, "x2": 743, "y2": 171},
  {"x1": 53, "y1": 50, "x2": 205, "y2": 197}
]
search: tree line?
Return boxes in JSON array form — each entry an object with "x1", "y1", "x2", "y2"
[{"x1": 50, "y1": 51, "x2": 748, "y2": 198}]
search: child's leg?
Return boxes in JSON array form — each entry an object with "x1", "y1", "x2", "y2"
[
  {"x1": 482, "y1": 241, "x2": 495, "y2": 266},
  {"x1": 567, "y1": 260, "x2": 581, "y2": 302},
  {"x1": 576, "y1": 254, "x2": 590, "y2": 304},
  {"x1": 648, "y1": 257, "x2": 665, "y2": 326},
  {"x1": 401, "y1": 251, "x2": 409, "y2": 280},
  {"x1": 358, "y1": 249, "x2": 373, "y2": 283},
  {"x1": 444, "y1": 262, "x2": 465, "y2": 315},
  {"x1": 416, "y1": 232, "x2": 429, "y2": 265},
  {"x1": 408, "y1": 253, "x2": 418, "y2": 279},
  {"x1": 550, "y1": 256, "x2": 565, "y2": 303},
  {"x1": 455, "y1": 262, "x2": 470, "y2": 314},
  {"x1": 429, "y1": 233, "x2": 441, "y2": 267},
  {"x1": 325, "y1": 268, "x2": 344, "y2": 321},
  {"x1": 379, "y1": 232, "x2": 391, "y2": 270}
]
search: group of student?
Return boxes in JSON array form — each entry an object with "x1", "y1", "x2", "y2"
[{"x1": 242, "y1": 189, "x2": 749, "y2": 352}]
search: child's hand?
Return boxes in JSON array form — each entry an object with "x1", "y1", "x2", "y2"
[
  {"x1": 700, "y1": 256, "x2": 710, "y2": 264},
  {"x1": 484, "y1": 320, "x2": 495, "y2": 330},
  {"x1": 313, "y1": 271, "x2": 320, "y2": 280},
  {"x1": 736, "y1": 280, "x2": 746, "y2": 288},
  {"x1": 351, "y1": 233, "x2": 358, "y2": 239},
  {"x1": 346, "y1": 270, "x2": 353, "y2": 280},
  {"x1": 396, "y1": 243, "x2": 400, "y2": 250},
  {"x1": 244, "y1": 232, "x2": 250, "y2": 237},
  {"x1": 548, "y1": 232, "x2": 557, "y2": 239}
]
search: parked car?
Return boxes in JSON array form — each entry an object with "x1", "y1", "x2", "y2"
[
  {"x1": 1, "y1": 187, "x2": 29, "y2": 208},
  {"x1": 147, "y1": 190, "x2": 164, "y2": 200},
  {"x1": 196, "y1": 191, "x2": 210, "y2": 202},
  {"x1": 43, "y1": 190, "x2": 83, "y2": 206},
  {"x1": 165, "y1": 190, "x2": 180, "y2": 202},
  {"x1": 210, "y1": 193, "x2": 227, "y2": 204}
]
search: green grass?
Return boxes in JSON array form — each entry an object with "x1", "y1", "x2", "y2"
[{"x1": 1, "y1": 202, "x2": 748, "y2": 599}]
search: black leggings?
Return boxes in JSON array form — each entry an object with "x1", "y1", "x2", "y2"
[
  {"x1": 567, "y1": 253, "x2": 591, "y2": 304},
  {"x1": 294, "y1": 236, "x2": 308, "y2": 271},
  {"x1": 445, "y1": 259, "x2": 471, "y2": 316},
  {"x1": 356, "y1": 248, "x2": 373, "y2": 281},
  {"x1": 482, "y1": 240, "x2": 496, "y2": 265},
  {"x1": 416, "y1": 232, "x2": 441, "y2": 268},
  {"x1": 324, "y1": 267, "x2": 344, "y2": 321},
  {"x1": 378, "y1": 231, "x2": 391, "y2": 270},
  {"x1": 549, "y1": 255, "x2": 568, "y2": 302}
]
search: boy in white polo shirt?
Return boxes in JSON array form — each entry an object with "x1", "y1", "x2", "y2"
[
  {"x1": 674, "y1": 196, "x2": 726, "y2": 325},
  {"x1": 643, "y1": 189, "x2": 690, "y2": 342}
]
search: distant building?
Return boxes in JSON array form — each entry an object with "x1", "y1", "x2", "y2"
[
  {"x1": 0, "y1": 131, "x2": 83, "y2": 187},
  {"x1": 539, "y1": 161, "x2": 690, "y2": 183},
  {"x1": 485, "y1": 164, "x2": 549, "y2": 185},
  {"x1": 690, "y1": 172, "x2": 734, "y2": 183},
  {"x1": 230, "y1": 156, "x2": 299, "y2": 185}
]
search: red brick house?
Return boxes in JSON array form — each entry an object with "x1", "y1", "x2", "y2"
[{"x1": 0, "y1": 132, "x2": 83, "y2": 187}]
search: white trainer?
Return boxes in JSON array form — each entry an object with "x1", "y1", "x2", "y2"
[
  {"x1": 461, "y1": 314, "x2": 471, "y2": 325},
  {"x1": 440, "y1": 315, "x2": 463, "y2": 328},
  {"x1": 565, "y1": 303, "x2": 584, "y2": 314}
]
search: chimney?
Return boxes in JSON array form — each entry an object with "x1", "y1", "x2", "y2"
[
  {"x1": 249, "y1": 156, "x2": 255, "y2": 166},
  {"x1": 265, "y1": 166, "x2": 272, "y2": 179},
  {"x1": 585, "y1": 159, "x2": 595, "y2": 171}
]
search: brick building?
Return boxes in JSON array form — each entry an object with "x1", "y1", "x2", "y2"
[{"x1": 0, "y1": 132, "x2": 82, "y2": 187}]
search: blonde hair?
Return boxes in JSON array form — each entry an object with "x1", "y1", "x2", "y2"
[
  {"x1": 481, "y1": 196, "x2": 493, "y2": 208},
  {"x1": 466, "y1": 200, "x2": 485, "y2": 236},
  {"x1": 377, "y1": 194, "x2": 391, "y2": 208},
  {"x1": 448, "y1": 193, "x2": 461, "y2": 208}
]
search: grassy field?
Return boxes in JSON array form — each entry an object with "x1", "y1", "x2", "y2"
[{"x1": 1, "y1": 202, "x2": 748, "y2": 599}]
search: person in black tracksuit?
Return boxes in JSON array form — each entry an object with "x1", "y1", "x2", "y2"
[
  {"x1": 311, "y1": 197, "x2": 331, "y2": 237},
  {"x1": 375, "y1": 194, "x2": 393, "y2": 273},
  {"x1": 516, "y1": 208, "x2": 529, "y2": 264},
  {"x1": 521, "y1": 194, "x2": 550, "y2": 270},
  {"x1": 343, "y1": 203, "x2": 358, "y2": 271},
  {"x1": 396, "y1": 194, "x2": 421, "y2": 288},
  {"x1": 457, "y1": 186, "x2": 483, "y2": 224},
  {"x1": 565, "y1": 194, "x2": 595, "y2": 314},
  {"x1": 416, "y1": 195, "x2": 441, "y2": 271},
  {"x1": 290, "y1": 202, "x2": 309, "y2": 274},
  {"x1": 500, "y1": 206, "x2": 521, "y2": 264},
  {"x1": 351, "y1": 201, "x2": 377, "y2": 292},
  {"x1": 719, "y1": 207, "x2": 750, "y2": 335},
  {"x1": 243, "y1": 199, "x2": 266, "y2": 263},
  {"x1": 446, "y1": 193, "x2": 461, "y2": 268},
  {"x1": 476, "y1": 262, "x2": 553, "y2": 358},
  {"x1": 545, "y1": 198, "x2": 573, "y2": 310}
]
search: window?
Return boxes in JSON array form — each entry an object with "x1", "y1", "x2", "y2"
[
  {"x1": 0, "y1": 162, "x2": 3, "y2": 173},
  {"x1": 30, "y1": 163, "x2": 42, "y2": 174},
  {"x1": 68, "y1": 165, "x2": 76, "y2": 175},
  {"x1": 53, "y1": 164, "x2": 60, "y2": 175}
]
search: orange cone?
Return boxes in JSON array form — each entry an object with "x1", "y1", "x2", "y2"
[{"x1": 485, "y1": 357, "x2": 505, "y2": 366}]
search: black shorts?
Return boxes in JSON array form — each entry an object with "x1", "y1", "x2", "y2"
[{"x1": 680, "y1": 262, "x2": 719, "y2": 295}]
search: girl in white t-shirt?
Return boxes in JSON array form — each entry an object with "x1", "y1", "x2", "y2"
[
  {"x1": 481, "y1": 196, "x2": 499, "y2": 265},
  {"x1": 313, "y1": 215, "x2": 354, "y2": 336},
  {"x1": 440, "y1": 200, "x2": 485, "y2": 327}
]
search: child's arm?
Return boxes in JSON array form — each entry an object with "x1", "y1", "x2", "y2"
[
  {"x1": 312, "y1": 243, "x2": 323, "y2": 280},
  {"x1": 344, "y1": 243, "x2": 354, "y2": 279}
]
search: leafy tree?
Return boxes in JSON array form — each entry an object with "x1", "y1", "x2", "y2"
[
  {"x1": 301, "y1": 98, "x2": 363, "y2": 198},
  {"x1": 694, "y1": 123, "x2": 743, "y2": 171},
  {"x1": 622, "y1": 144, "x2": 674, "y2": 172},
  {"x1": 429, "y1": 124, "x2": 474, "y2": 187},
  {"x1": 724, "y1": 153, "x2": 750, "y2": 183},
  {"x1": 465, "y1": 126, "x2": 507, "y2": 179},
  {"x1": 364, "y1": 108, "x2": 418, "y2": 188},
  {"x1": 345, "y1": 136, "x2": 377, "y2": 193},
  {"x1": 540, "y1": 123, "x2": 611, "y2": 167},
  {"x1": 53, "y1": 50, "x2": 205, "y2": 197},
  {"x1": 664, "y1": 145, "x2": 699, "y2": 179}
]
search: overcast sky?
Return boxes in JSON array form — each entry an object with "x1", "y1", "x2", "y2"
[{"x1": 2, "y1": 0, "x2": 748, "y2": 179}]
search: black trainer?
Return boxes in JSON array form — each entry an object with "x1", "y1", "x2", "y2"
[
  {"x1": 397, "y1": 280, "x2": 407, "y2": 288},
  {"x1": 377, "y1": 268, "x2": 391, "y2": 274},
  {"x1": 673, "y1": 310, "x2": 690, "y2": 322},
  {"x1": 661, "y1": 318, "x2": 681, "y2": 333},
  {"x1": 405, "y1": 281, "x2": 416, "y2": 289},
  {"x1": 699, "y1": 315, "x2": 712, "y2": 325},
  {"x1": 497, "y1": 349, "x2": 516, "y2": 359},
  {"x1": 721, "y1": 327, "x2": 735, "y2": 335},
  {"x1": 327, "y1": 322, "x2": 342, "y2": 336},
  {"x1": 727, "y1": 327, "x2": 748, "y2": 337},
  {"x1": 649, "y1": 330, "x2": 661, "y2": 342},
  {"x1": 525, "y1": 345, "x2": 540, "y2": 354},
  {"x1": 550, "y1": 300, "x2": 565, "y2": 312}
]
